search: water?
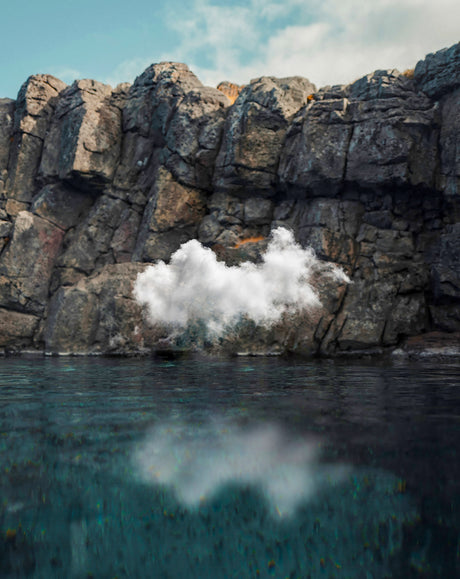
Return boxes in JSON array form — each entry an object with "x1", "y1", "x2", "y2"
[{"x1": 0, "y1": 356, "x2": 459, "y2": 578}]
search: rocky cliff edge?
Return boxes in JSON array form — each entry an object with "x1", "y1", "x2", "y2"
[{"x1": 0, "y1": 44, "x2": 459, "y2": 357}]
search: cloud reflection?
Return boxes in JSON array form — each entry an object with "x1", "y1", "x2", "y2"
[{"x1": 134, "y1": 420, "x2": 348, "y2": 517}]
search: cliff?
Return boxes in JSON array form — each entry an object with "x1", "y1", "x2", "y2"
[{"x1": 0, "y1": 43, "x2": 459, "y2": 357}]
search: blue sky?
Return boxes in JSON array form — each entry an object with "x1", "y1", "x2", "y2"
[{"x1": 1, "y1": 0, "x2": 459, "y2": 99}]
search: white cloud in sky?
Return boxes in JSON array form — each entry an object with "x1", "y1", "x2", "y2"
[{"x1": 106, "y1": 0, "x2": 460, "y2": 89}]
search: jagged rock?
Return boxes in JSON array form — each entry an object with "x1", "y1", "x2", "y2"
[
  {"x1": 414, "y1": 42, "x2": 460, "y2": 99},
  {"x1": 430, "y1": 223, "x2": 460, "y2": 301},
  {"x1": 0, "y1": 43, "x2": 459, "y2": 356},
  {"x1": 44, "y1": 263, "x2": 160, "y2": 354},
  {"x1": 110, "y1": 206, "x2": 143, "y2": 263},
  {"x1": 0, "y1": 220, "x2": 12, "y2": 238},
  {"x1": 438, "y1": 88, "x2": 460, "y2": 196},
  {"x1": 243, "y1": 197, "x2": 274, "y2": 225},
  {"x1": 30, "y1": 183, "x2": 94, "y2": 230},
  {"x1": 115, "y1": 62, "x2": 227, "y2": 199},
  {"x1": 40, "y1": 79, "x2": 122, "y2": 190},
  {"x1": 55, "y1": 194, "x2": 127, "y2": 274},
  {"x1": 0, "y1": 98, "x2": 14, "y2": 197},
  {"x1": 280, "y1": 70, "x2": 438, "y2": 194},
  {"x1": 0, "y1": 211, "x2": 64, "y2": 315},
  {"x1": 216, "y1": 81, "x2": 244, "y2": 105},
  {"x1": 214, "y1": 76, "x2": 316, "y2": 196},
  {"x1": 133, "y1": 167, "x2": 207, "y2": 262},
  {"x1": 163, "y1": 86, "x2": 229, "y2": 189},
  {"x1": 279, "y1": 97, "x2": 352, "y2": 195},
  {"x1": 345, "y1": 71, "x2": 438, "y2": 188},
  {"x1": 0, "y1": 308, "x2": 40, "y2": 350},
  {"x1": 6, "y1": 75, "x2": 66, "y2": 204}
]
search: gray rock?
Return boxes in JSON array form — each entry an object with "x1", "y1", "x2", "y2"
[
  {"x1": 279, "y1": 98, "x2": 352, "y2": 195},
  {"x1": 414, "y1": 42, "x2": 460, "y2": 99},
  {"x1": 0, "y1": 308, "x2": 40, "y2": 350},
  {"x1": 31, "y1": 183, "x2": 94, "y2": 230},
  {"x1": 345, "y1": 78, "x2": 438, "y2": 188},
  {"x1": 438, "y1": 88, "x2": 460, "y2": 196},
  {"x1": 244, "y1": 197, "x2": 273, "y2": 225},
  {"x1": 6, "y1": 75, "x2": 66, "y2": 203},
  {"x1": 0, "y1": 99, "x2": 14, "y2": 177},
  {"x1": 40, "y1": 79, "x2": 122, "y2": 190},
  {"x1": 0, "y1": 44, "x2": 459, "y2": 356},
  {"x1": 56, "y1": 195, "x2": 127, "y2": 274},
  {"x1": 431, "y1": 223, "x2": 460, "y2": 301},
  {"x1": 133, "y1": 167, "x2": 207, "y2": 262},
  {"x1": 215, "y1": 76, "x2": 316, "y2": 196},
  {"x1": 44, "y1": 263, "x2": 161, "y2": 354},
  {"x1": 0, "y1": 211, "x2": 64, "y2": 314}
]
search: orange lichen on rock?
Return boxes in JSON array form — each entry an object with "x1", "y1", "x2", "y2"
[
  {"x1": 402, "y1": 69, "x2": 415, "y2": 79},
  {"x1": 307, "y1": 93, "x2": 315, "y2": 102},
  {"x1": 233, "y1": 235, "x2": 265, "y2": 249},
  {"x1": 217, "y1": 81, "x2": 245, "y2": 105}
]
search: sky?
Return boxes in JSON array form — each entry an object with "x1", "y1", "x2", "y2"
[{"x1": 1, "y1": 0, "x2": 459, "y2": 99}]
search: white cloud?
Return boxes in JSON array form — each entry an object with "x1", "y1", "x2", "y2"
[{"x1": 106, "y1": 0, "x2": 460, "y2": 90}]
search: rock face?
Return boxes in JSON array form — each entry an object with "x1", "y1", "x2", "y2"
[{"x1": 0, "y1": 44, "x2": 459, "y2": 356}]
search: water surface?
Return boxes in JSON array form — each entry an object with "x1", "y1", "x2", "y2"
[{"x1": 1, "y1": 356, "x2": 459, "y2": 578}]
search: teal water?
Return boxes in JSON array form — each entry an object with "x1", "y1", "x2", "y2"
[{"x1": 0, "y1": 356, "x2": 459, "y2": 578}]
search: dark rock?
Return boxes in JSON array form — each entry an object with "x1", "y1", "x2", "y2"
[
  {"x1": 398, "y1": 331, "x2": 460, "y2": 359},
  {"x1": 438, "y1": 88, "x2": 460, "y2": 196},
  {"x1": 0, "y1": 98, "x2": 14, "y2": 198},
  {"x1": 6, "y1": 75, "x2": 66, "y2": 204},
  {"x1": 414, "y1": 42, "x2": 460, "y2": 99},
  {"x1": 31, "y1": 183, "x2": 94, "y2": 230},
  {"x1": 430, "y1": 223, "x2": 460, "y2": 302},
  {"x1": 0, "y1": 308, "x2": 40, "y2": 350},
  {"x1": 0, "y1": 44, "x2": 459, "y2": 356},
  {"x1": 56, "y1": 195, "x2": 127, "y2": 274},
  {"x1": 0, "y1": 211, "x2": 64, "y2": 314},
  {"x1": 345, "y1": 77, "x2": 438, "y2": 188},
  {"x1": 40, "y1": 79, "x2": 122, "y2": 190},
  {"x1": 279, "y1": 98, "x2": 352, "y2": 195},
  {"x1": 215, "y1": 76, "x2": 316, "y2": 196},
  {"x1": 44, "y1": 263, "x2": 161, "y2": 354},
  {"x1": 133, "y1": 167, "x2": 207, "y2": 262}
]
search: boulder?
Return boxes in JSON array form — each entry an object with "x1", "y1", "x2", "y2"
[
  {"x1": 55, "y1": 194, "x2": 128, "y2": 275},
  {"x1": 0, "y1": 308, "x2": 40, "y2": 350},
  {"x1": 114, "y1": 62, "x2": 228, "y2": 198},
  {"x1": 345, "y1": 71, "x2": 438, "y2": 189},
  {"x1": 279, "y1": 97, "x2": 352, "y2": 195},
  {"x1": 215, "y1": 76, "x2": 316, "y2": 196},
  {"x1": 438, "y1": 88, "x2": 460, "y2": 196},
  {"x1": 6, "y1": 75, "x2": 66, "y2": 204},
  {"x1": 30, "y1": 183, "x2": 94, "y2": 230},
  {"x1": 0, "y1": 98, "x2": 14, "y2": 195},
  {"x1": 40, "y1": 79, "x2": 123, "y2": 190},
  {"x1": 0, "y1": 211, "x2": 64, "y2": 314},
  {"x1": 44, "y1": 263, "x2": 161, "y2": 354},
  {"x1": 133, "y1": 167, "x2": 207, "y2": 262},
  {"x1": 414, "y1": 42, "x2": 460, "y2": 99}
]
